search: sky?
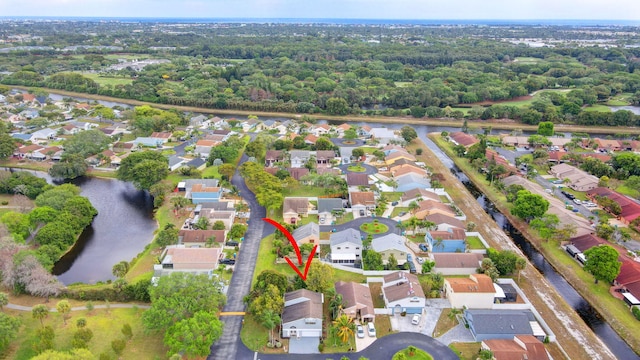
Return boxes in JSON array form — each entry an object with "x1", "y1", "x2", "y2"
[{"x1": 1, "y1": 0, "x2": 639, "y2": 20}]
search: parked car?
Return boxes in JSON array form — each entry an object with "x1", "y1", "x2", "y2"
[
  {"x1": 411, "y1": 314, "x2": 421, "y2": 325},
  {"x1": 545, "y1": 188, "x2": 553, "y2": 194},
  {"x1": 419, "y1": 243, "x2": 429, "y2": 252},
  {"x1": 367, "y1": 322, "x2": 376, "y2": 337},
  {"x1": 225, "y1": 240, "x2": 239, "y2": 247},
  {"x1": 417, "y1": 257, "x2": 424, "y2": 264},
  {"x1": 357, "y1": 325, "x2": 365, "y2": 338},
  {"x1": 219, "y1": 258, "x2": 235, "y2": 265},
  {"x1": 573, "y1": 199, "x2": 582, "y2": 205},
  {"x1": 391, "y1": 201, "x2": 399, "y2": 206}
]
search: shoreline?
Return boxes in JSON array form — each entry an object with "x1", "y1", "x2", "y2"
[
  {"x1": 12, "y1": 85, "x2": 640, "y2": 135},
  {"x1": 426, "y1": 133, "x2": 640, "y2": 356}
]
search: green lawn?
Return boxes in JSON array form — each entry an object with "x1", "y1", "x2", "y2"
[
  {"x1": 448, "y1": 342, "x2": 482, "y2": 360},
  {"x1": 583, "y1": 104, "x2": 612, "y2": 112},
  {"x1": 360, "y1": 221, "x2": 389, "y2": 234},
  {"x1": 439, "y1": 195, "x2": 451, "y2": 203},
  {"x1": 391, "y1": 207, "x2": 409, "y2": 217},
  {"x1": 6, "y1": 307, "x2": 165, "y2": 360},
  {"x1": 466, "y1": 236, "x2": 485, "y2": 249},
  {"x1": 392, "y1": 347, "x2": 433, "y2": 360},
  {"x1": 382, "y1": 192, "x2": 403, "y2": 202},
  {"x1": 347, "y1": 165, "x2": 366, "y2": 172},
  {"x1": 283, "y1": 185, "x2": 331, "y2": 197},
  {"x1": 202, "y1": 165, "x2": 221, "y2": 179},
  {"x1": 617, "y1": 185, "x2": 639, "y2": 199}
]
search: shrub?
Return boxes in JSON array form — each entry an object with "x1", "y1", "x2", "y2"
[{"x1": 632, "y1": 306, "x2": 640, "y2": 321}]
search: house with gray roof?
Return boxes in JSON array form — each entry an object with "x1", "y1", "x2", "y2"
[
  {"x1": 30, "y1": 128, "x2": 57, "y2": 142},
  {"x1": 382, "y1": 271, "x2": 426, "y2": 314},
  {"x1": 190, "y1": 114, "x2": 208, "y2": 127},
  {"x1": 318, "y1": 198, "x2": 344, "y2": 225},
  {"x1": 292, "y1": 222, "x2": 320, "y2": 245},
  {"x1": 464, "y1": 309, "x2": 539, "y2": 341},
  {"x1": 168, "y1": 155, "x2": 187, "y2": 171},
  {"x1": 289, "y1": 150, "x2": 311, "y2": 168},
  {"x1": 371, "y1": 234, "x2": 409, "y2": 265},
  {"x1": 330, "y1": 228, "x2": 362, "y2": 265},
  {"x1": 395, "y1": 173, "x2": 431, "y2": 192},
  {"x1": 281, "y1": 289, "x2": 323, "y2": 354}
]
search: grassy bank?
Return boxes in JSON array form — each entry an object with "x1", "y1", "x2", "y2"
[
  {"x1": 428, "y1": 134, "x2": 640, "y2": 356},
  {"x1": 12, "y1": 85, "x2": 640, "y2": 135}
]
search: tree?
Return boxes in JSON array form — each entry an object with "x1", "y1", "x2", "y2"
[
  {"x1": 315, "y1": 137, "x2": 334, "y2": 151},
  {"x1": 260, "y1": 309, "x2": 280, "y2": 344},
  {"x1": 305, "y1": 262, "x2": 334, "y2": 293},
  {"x1": 72, "y1": 327, "x2": 93, "y2": 349},
  {"x1": 0, "y1": 134, "x2": 18, "y2": 161},
  {"x1": 48, "y1": 154, "x2": 89, "y2": 180},
  {"x1": 537, "y1": 121, "x2": 554, "y2": 136},
  {"x1": 218, "y1": 163, "x2": 236, "y2": 180},
  {"x1": 584, "y1": 245, "x2": 621, "y2": 284},
  {"x1": 511, "y1": 190, "x2": 549, "y2": 221},
  {"x1": 326, "y1": 97, "x2": 350, "y2": 115},
  {"x1": 363, "y1": 250, "x2": 384, "y2": 270},
  {"x1": 117, "y1": 151, "x2": 168, "y2": 190},
  {"x1": 32, "y1": 349, "x2": 94, "y2": 360},
  {"x1": 229, "y1": 223, "x2": 247, "y2": 240},
  {"x1": 156, "y1": 225, "x2": 179, "y2": 247},
  {"x1": 387, "y1": 253, "x2": 398, "y2": 269},
  {"x1": 421, "y1": 260, "x2": 435, "y2": 273},
  {"x1": 62, "y1": 130, "x2": 111, "y2": 158},
  {"x1": 480, "y1": 258, "x2": 499, "y2": 282},
  {"x1": 112, "y1": 261, "x2": 130, "y2": 278},
  {"x1": 111, "y1": 338, "x2": 126, "y2": 356},
  {"x1": 332, "y1": 314, "x2": 355, "y2": 344},
  {"x1": 34, "y1": 221, "x2": 77, "y2": 249},
  {"x1": 121, "y1": 323, "x2": 133, "y2": 340},
  {"x1": 143, "y1": 272, "x2": 226, "y2": 331},
  {"x1": 400, "y1": 126, "x2": 418, "y2": 142},
  {"x1": 351, "y1": 148, "x2": 365, "y2": 161},
  {"x1": 76, "y1": 318, "x2": 87, "y2": 329},
  {"x1": 487, "y1": 249, "x2": 519, "y2": 276},
  {"x1": 164, "y1": 311, "x2": 223, "y2": 358},
  {"x1": 32, "y1": 304, "x2": 49, "y2": 327},
  {"x1": 0, "y1": 312, "x2": 20, "y2": 354},
  {"x1": 248, "y1": 284, "x2": 284, "y2": 320},
  {"x1": 0, "y1": 292, "x2": 7, "y2": 311},
  {"x1": 212, "y1": 220, "x2": 225, "y2": 230},
  {"x1": 56, "y1": 300, "x2": 71, "y2": 325}
]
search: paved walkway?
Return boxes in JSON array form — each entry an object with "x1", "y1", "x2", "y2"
[{"x1": 6, "y1": 303, "x2": 150, "y2": 312}]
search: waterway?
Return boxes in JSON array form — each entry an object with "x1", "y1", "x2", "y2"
[{"x1": 2, "y1": 168, "x2": 157, "y2": 285}]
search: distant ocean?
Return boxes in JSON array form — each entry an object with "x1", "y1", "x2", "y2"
[{"x1": 1, "y1": 17, "x2": 639, "y2": 26}]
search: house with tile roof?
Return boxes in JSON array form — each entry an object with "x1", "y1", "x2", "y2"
[
  {"x1": 450, "y1": 132, "x2": 479, "y2": 148},
  {"x1": 349, "y1": 191, "x2": 376, "y2": 218},
  {"x1": 432, "y1": 253, "x2": 484, "y2": 275},
  {"x1": 587, "y1": 187, "x2": 640, "y2": 224},
  {"x1": 382, "y1": 271, "x2": 426, "y2": 314},
  {"x1": 292, "y1": 222, "x2": 320, "y2": 245},
  {"x1": 482, "y1": 335, "x2": 550, "y2": 360},
  {"x1": 414, "y1": 199, "x2": 456, "y2": 219},
  {"x1": 444, "y1": 274, "x2": 497, "y2": 309},
  {"x1": 178, "y1": 229, "x2": 226, "y2": 247},
  {"x1": 335, "y1": 281, "x2": 375, "y2": 322}
]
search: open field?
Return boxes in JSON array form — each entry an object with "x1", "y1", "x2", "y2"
[
  {"x1": 3, "y1": 307, "x2": 165, "y2": 360},
  {"x1": 79, "y1": 72, "x2": 133, "y2": 86}
]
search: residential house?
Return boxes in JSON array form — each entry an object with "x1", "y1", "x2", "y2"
[
  {"x1": 569, "y1": 233, "x2": 607, "y2": 253},
  {"x1": 37, "y1": 146, "x2": 63, "y2": 161},
  {"x1": 426, "y1": 227, "x2": 467, "y2": 253},
  {"x1": 336, "y1": 123, "x2": 351, "y2": 136},
  {"x1": 315, "y1": 150, "x2": 336, "y2": 168},
  {"x1": 188, "y1": 184, "x2": 222, "y2": 204},
  {"x1": 186, "y1": 157, "x2": 207, "y2": 171},
  {"x1": 11, "y1": 133, "x2": 32, "y2": 142},
  {"x1": 349, "y1": 191, "x2": 376, "y2": 218},
  {"x1": 595, "y1": 138, "x2": 622, "y2": 152},
  {"x1": 401, "y1": 188, "x2": 441, "y2": 206},
  {"x1": 346, "y1": 173, "x2": 370, "y2": 187},
  {"x1": 255, "y1": 119, "x2": 277, "y2": 132},
  {"x1": 281, "y1": 289, "x2": 324, "y2": 352},
  {"x1": 433, "y1": 253, "x2": 484, "y2": 275},
  {"x1": 329, "y1": 228, "x2": 362, "y2": 265},
  {"x1": 210, "y1": 117, "x2": 228, "y2": 129},
  {"x1": 550, "y1": 163, "x2": 599, "y2": 192},
  {"x1": 265, "y1": 150, "x2": 285, "y2": 167},
  {"x1": 317, "y1": 198, "x2": 344, "y2": 225},
  {"x1": 113, "y1": 142, "x2": 134, "y2": 152},
  {"x1": 615, "y1": 258, "x2": 640, "y2": 301},
  {"x1": 385, "y1": 151, "x2": 416, "y2": 166},
  {"x1": 444, "y1": 274, "x2": 496, "y2": 309},
  {"x1": 178, "y1": 229, "x2": 226, "y2": 247},
  {"x1": 382, "y1": 272, "x2": 426, "y2": 314},
  {"x1": 198, "y1": 210, "x2": 236, "y2": 230},
  {"x1": 190, "y1": 114, "x2": 209, "y2": 127},
  {"x1": 15, "y1": 144, "x2": 43, "y2": 159},
  {"x1": 283, "y1": 197, "x2": 310, "y2": 224},
  {"x1": 414, "y1": 199, "x2": 456, "y2": 220},
  {"x1": 19, "y1": 108, "x2": 39, "y2": 119},
  {"x1": 335, "y1": 281, "x2": 375, "y2": 323},
  {"x1": 371, "y1": 234, "x2": 409, "y2": 265},
  {"x1": 292, "y1": 222, "x2": 320, "y2": 245},
  {"x1": 501, "y1": 136, "x2": 530, "y2": 147},
  {"x1": 132, "y1": 137, "x2": 163, "y2": 148},
  {"x1": 394, "y1": 173, "x2": 431, "y2": 192},
  {"x1": 309, "y1": 124, "x2": 331, "y2": 137},
  {"x1": 286, "y1": 167, "x2": 310, "y2": 181},
  {"x1": 62, "y1": 123, "x2": 80, "y2": 135},
  {"x1": 30, "y1": 128, "x2": 57, "y2": 142},
  {"x1": 304, "y1": 134, "x2": 318, "y2": 145},
  {"x1": 424, "y1": 214, "x2": 465, "y2": 231},
  {"x1": 587, "y1": 187, "x2": 640, "y2": 225},
  {"x1": 359, "y1": 125, "x2": 373, "y2": 137},
  {"x1": 383, "y1": 144, "x2": 407, "y2": 156},
  {"x1": 150, "y1": 132, "x2": 172, "y2": 143},
  {"x1": 464, "y1": 309, "x2": 543, "y2": 341},
  {"x1": 194, "y1": 140, "x2": 218, "y2": 158},
  {"x1": 450, "y1": 132, "x2": 479, "y2": 148},
  {"x1": 168, "y1": 155, "x2": 187, "y2": 171},
  {"x1": 159, "y1": 246, "x2": 222, "y2": 271},
  {"x1": 390, "y1": 163, "x2": 428, "y2": 178},
  {"x1": 369, "y1": 127, "x2": 397, "y2": 144},
  {"x1": 183, "y1": 179, "x2": 220, "y2": 203},
  {"x1": 485, "y1": 149, "x2": 518, "y2": 177},
  {"x1": 241, "y1": 119, "x2": 258, "y2": 132},
  {"x1": 289, "y1": 150, "x2": 311, "y2": 168},
  {"x1": 547, "y1": 151, "x2": 567, "y2": 163},
  {"x1": 482, "y1": 335, "x2": 550, "y2": 360}
]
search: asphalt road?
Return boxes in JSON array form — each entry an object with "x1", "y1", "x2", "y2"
[
  {"x1": 255, "y1": 332, "x2": 458, "y2": 360},
  {"x1": 208, "y1": 153, "x2": 272, "y2": 360}
]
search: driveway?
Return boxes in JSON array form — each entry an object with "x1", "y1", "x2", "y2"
[
  {"x1": 256, "y1": 332, "x2": 458, "y2": 360},
  {"x1": 208, "y1": 153, "x2": 272, "y2": 360}
]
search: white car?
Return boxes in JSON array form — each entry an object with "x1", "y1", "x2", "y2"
[
  {"x1": 417, "y1": 257, "x2": 424, "y2": 264},
  {"x1": 411, "y1": 314, "x2": 421, "y2": 325},
  {"x1": 573, "y1": 199, "x2": 582, "y2": 205},
  {"x1": 367, "y1": 322, "x2": 376, "y2": 337},
  {"x1": 357, "y1": 325, "x2": 365, "y2": 338}
]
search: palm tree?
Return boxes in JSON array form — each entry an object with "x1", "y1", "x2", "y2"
[
  {"x1": 32, "y1": 304, "x2": 49, "y2": 327},
  {"x1": 408, "y1": 201, "x2": 420, "y2": 214},
  {"x1": 260, "y1": 309, "x2": 280, "y2": 345},
  {"x1": 434, "y1": 237, "x2": 445, "y2": 252},
  {"x1": 328, "y1": 290, "x2": 344, "y2": 320},
  {"x1": 515, "y1": 257, "x2": 527, "y2": 282},
  {"x1": 332, "y1": 314, "x2": 355, "y2": 345}
]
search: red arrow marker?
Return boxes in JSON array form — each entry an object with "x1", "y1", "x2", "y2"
[{"x1": 262, "y1": 218, "x2": 318, "y2": 281}]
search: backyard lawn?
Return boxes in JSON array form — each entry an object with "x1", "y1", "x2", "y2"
[
  {"x1": 466, "y1": 236, "x2": 485, "y2": 250},
  {"x1": 448, "y1": 342, "x2": 482, "y2": 360}
]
